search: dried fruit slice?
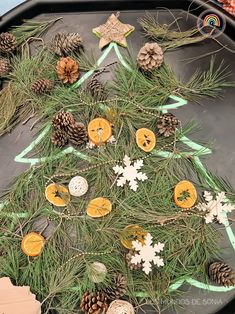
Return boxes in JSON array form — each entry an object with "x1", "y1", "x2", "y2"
[
  {"x1": 88, "y1": 118, "x2": 112, "y2": 146},
  {"x1": 136, "y1": 128, "x2": 156, "y2": 152},
  {"x1": 87, "y1": 197, "x2": 112, "y2": 218},
  {"x1": 120, "y1": 225, "x2": 148, "y2": 249},
  {"x1": 174, "y1": 180, "x2": 197, "y2": 209},
  {"x1": 21, "y1": 232, "x2": 45, "y2": 257},
  {"x1": 45, "y1": 183, "x2": 70, "y2": 207}
]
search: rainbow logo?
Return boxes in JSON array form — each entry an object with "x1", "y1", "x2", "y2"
[
  {"x1": 203, "y1": 14, "x2": 221, "y2": 28},
  {"x1": 197, "y1": 10, "x2": 226, "y2": 38}
]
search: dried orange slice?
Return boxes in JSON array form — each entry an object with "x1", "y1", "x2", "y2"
[
  {"x1": 21, "y1": 232, "x2": 45, "y2": 257},
  {"x1": 88, "y1": 118, "x2": 112, "y2": 146},
  {"x1": 45, "y1": 183, "x2": 70, "y2": 207},
  {"x1": 87, "y1": 197, "x2": 112, "y2": 218},
  {"x1": 120, "y1": 225, "x2": 148, "y2": 249},
  {"x1": 174, "y1": 180, "x2": 197, "y2": 209},
  {"x1": 136, "y1": 128, "x2": 156, "y2": 152}
]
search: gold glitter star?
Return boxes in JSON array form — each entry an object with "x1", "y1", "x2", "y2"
[{"x1": 92, "y1": 12, "x2": 135, "y2": 49}]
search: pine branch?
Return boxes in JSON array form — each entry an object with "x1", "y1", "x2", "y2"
[{"x1": 11, "y1": 17, "x2": 62, "y2": 46}]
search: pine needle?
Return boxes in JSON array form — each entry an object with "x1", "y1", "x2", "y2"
[
  {"x1": 139, "y1": 12, "x2": 209, "y2": 51},
  {"x1": 11, "y1": 17, "x2": 62, "y2": 46}
]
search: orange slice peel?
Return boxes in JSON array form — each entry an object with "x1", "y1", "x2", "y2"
[
  {"x1": 87, "y1": 197, "x2": 112, "y2": 218},
  {"x1": 174, "y1": 180, "x2": 197, "y2": 209},
  {"x1": 88, "y1": 118, "x2": 112, "y2": 146},
  {"x1": 21, "y1": 232, "x2": 45, "y2": 257},
  {"x1": 45, "y1": 183, "x2": 70, "y2": 207},
  {"x1": 136, "y1": 128, "x2": 156, "y2": 152},
  {"x1": 120, "y1": 224, "x2": 148, "y2": 249}
]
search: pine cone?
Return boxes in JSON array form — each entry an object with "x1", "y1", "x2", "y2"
[
  {"x1": 104, "y1": 273, "x2": 127, "y2": 301},
  {"x1": 137, "y1": 42, "x2": 164, "y2": 72},
  {"x1": 0, "y1": 58, "x2": 10, "y2": 77},
  {"x1": 52, "y1": 111, "x2": 75, "y2": 131},
  {"x1": 31, "y1": 79, "x2": 54, "y2": 94},
  {"x1": 87, "y1": 77, "x2": 107, "y2": 101},
  {"x1": 67, "y1": 122, "x2": 88, "y2": 146},
  {"x1": 126, "y1": 250, "x2": 142, "y2": 271},
  {"x1": 56, "y1": 57, "x2": 79, "y2": 84},
  {"x1": 51, "y1": 130, "x2": 68, "y2": 147},
  {"x1": 157, "y1": 113, "x2": 180, "y2": 137},
  {"x1": 51, "y1": 32, "x2": 83, "y2": 56},
  {"x1": 0, "y1": 32, "x2": 17, "y2": 53},
  {"x1": 209, "y1": 262, "x2": 235, "y2": 287},
  {"x1": 80, "y1": 291, "x2": 108, "y2": 314}
]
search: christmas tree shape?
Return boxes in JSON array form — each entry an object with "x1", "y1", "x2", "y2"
[{"x1": 1, "y1": 41, "x2": 235, "y2": 300}]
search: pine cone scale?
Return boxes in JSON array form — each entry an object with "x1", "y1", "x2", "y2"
[
  {"x1": 0, "y1": 32, "x2": 17, "y2": 53},
  {"x1": 52, "y1": 32, "x2": 83, "y2": 56},
  {"x1": 157, "y1": 113, "x2": 180, "y2": 137},
  {"x1": 80, "y1": 291, "x2": 108, "y2": 314},
  {"x1": 56, "y1": 57, "x2": 79, "y2": 84},
  {"x1": 209, "y1": 262, "x2": 235, "y2": 287},
  {"x1": 137, "y1": 42, "x2": 164, "y2": 72},
  {"x1": 0, "y1": 58, "x2": 10, "y2": 77}
]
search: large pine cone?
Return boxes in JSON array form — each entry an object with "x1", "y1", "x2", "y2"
[
  {"x1": 87, "y1": 77, "x2": 107, "y2": 101},
  {"x1": 80, "y1": 291, "x2": 108, "y2": 314},
  {"x1": 209, "y1": 262, "x2": 235, "y2": 287},
  {"x1": 0, "y1": 32, "x2": 17, "y2": 53},
  {"x1": 104, "y1": 273, "x2": 127, "y2": 301},
  {"x1": 52, "y1": 111, "x2": 75, "y2": 131},
  {"x1": 126, "y1": 250, "x2": 142, "y2": 271},
  {"x1": 67, "y1": 122, "x2": 88, "y2": 146},
  {"x1": 31, "y1": 79, "x2": 54, "y2": 94},
  {"x1": 157, "y1": 113, "x2": 180, "y2": 137},
  {"x1": 137, "y1": 42, "x2": 164, "y2": 72},
  {"x1": 51, "y1": 32, "x2": 83, "y2": 56},
  {"x1": 56, "y1": 57, "x2": 79, "y2": 84},
  {"x1": 51, "y1": 130, "x2": 68, "y2": 148},
  {"x1": 0, "y1": 58, "x2": 10, "y2": 77}
]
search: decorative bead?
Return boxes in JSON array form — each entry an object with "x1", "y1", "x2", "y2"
[{"x1": 68, "y1": 176, "x2": 88, "y2": 197}]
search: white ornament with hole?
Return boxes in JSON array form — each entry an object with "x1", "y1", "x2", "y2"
[{"x1": 68, "y1": 176, "x2": 88, "y2": 197}]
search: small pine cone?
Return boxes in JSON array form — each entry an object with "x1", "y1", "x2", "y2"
[
  {"x1": 67, "y1": 122, "x2": 88, "y2": 146},
  {"x1": 0, "y1": 32, "x2": 17, "y2": 54},
  {"x1": 51, "y1": 130, "x2": 68, "y2": 147},
  {"x1": 87, "y1": 77, "x2": 107, "y2": 101},
  {"x1": 52, "y1": 111, "x2": 75, "y2": 131},
  {"x1": 137, "y1": 42, "x2": 164, "y2": 72},
  {"x1": 126, "y1": 250, "x2": 142, "y2": 271},
  {"x1": 0, "y1": 58, "x2": 10, "y2": 77},
  {"x1": 31, "y1": 79, "x2": 54, "y2": 94},
  {"x1": 56, "y1": 57, "x2": 79, "y2": 84},
  {"x1": 157, "y1": 113, "x2": 180, "y2": 137},
  {"x1": 104, "y1": 273, "x2": 127, "y2": 301},
  {"x1": 51, "y1": 32, "x2": 83, "y2": 56},
  {"x1": 80, "y1": 291, "x2": 108, "y2": 314},
  {"x1": 209, "y1": 262, "x2": 235, "y2": 287}
]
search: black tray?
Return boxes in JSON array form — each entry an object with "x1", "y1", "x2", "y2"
[{"x1": 0, "y1": 1, "x2": 235, "y2": 314}]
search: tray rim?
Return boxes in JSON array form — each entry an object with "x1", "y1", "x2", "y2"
[{"x1": 0, "y1": 0, "x2": 235, "y2": 36}]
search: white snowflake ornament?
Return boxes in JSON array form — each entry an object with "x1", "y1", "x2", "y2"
[
  {"x1": 197, "y1": 191, "x2": 234, "y2": 225},
  {"x1": 131, "y1": 233, "x2": 165, "y2": 275},
  {"x1": 113, "y1": 155, "x2": 148, "y2": 191}
]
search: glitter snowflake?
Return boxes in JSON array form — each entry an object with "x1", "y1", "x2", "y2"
[
  {"x1": 131, "y1": 233, "x2": 164, "y2": 274},
  {"x1": 197, "y1": 191, "x2": 234, "y2": 225},
  {"x1": 113, "y1": 155, "x2": 148, "y2": 191}
]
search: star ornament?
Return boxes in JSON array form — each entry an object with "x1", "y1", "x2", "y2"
[{"x1": 92, "y1": 12, "x2": 135, "y2": 49}]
